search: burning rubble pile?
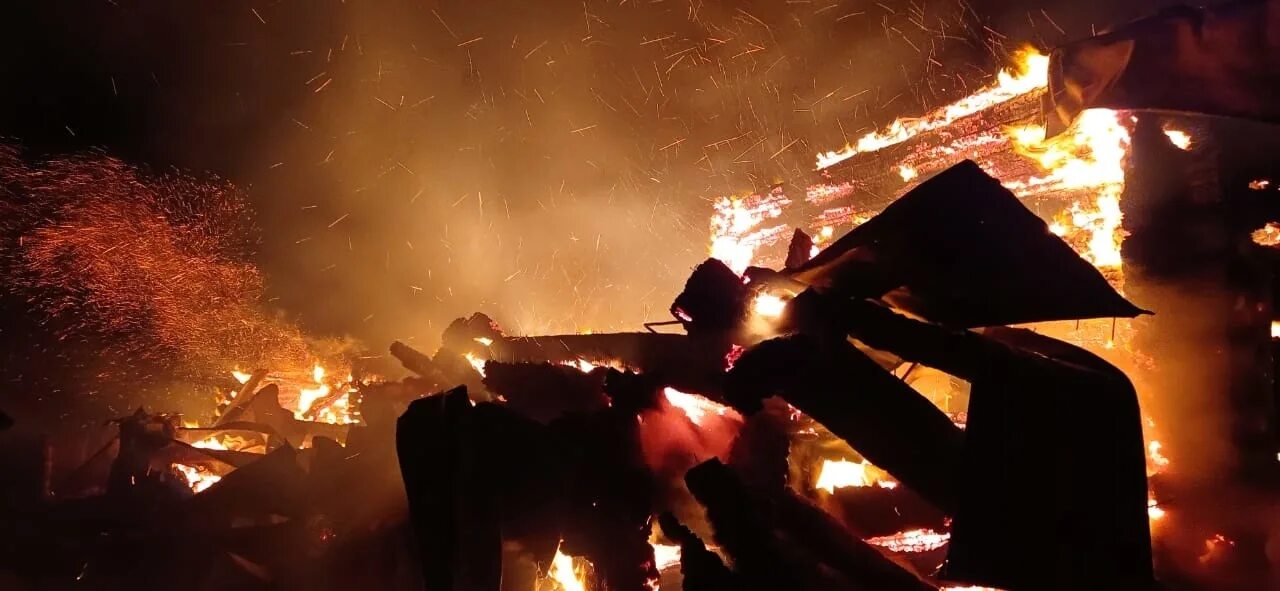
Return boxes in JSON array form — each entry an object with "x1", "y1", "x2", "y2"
[
  {"x1": 7, "y1": 2, "x2": 1280, "y2": 588},
  {"x1": 9, "y1": 160, "x2": 1157, "y2": 591}
]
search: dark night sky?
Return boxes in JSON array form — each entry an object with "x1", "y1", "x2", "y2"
[{"x1": 0, "y1": 0, "x2": 1180, "y2": 421}]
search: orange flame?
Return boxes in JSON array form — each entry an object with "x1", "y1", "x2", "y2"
[{"x1": 816, "y1": 47, "x2": 1049, "y2": 169}]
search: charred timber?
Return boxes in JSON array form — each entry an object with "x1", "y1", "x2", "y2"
[{"x1": 725, "y1": 335, "x2": 963, "y2": 514}]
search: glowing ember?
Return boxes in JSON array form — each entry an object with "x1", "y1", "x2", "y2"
[
  {"x1": 816, "y1": 47, "x2": 1049, "y2": 169},
  {"x1": 465, "y1": 352, "x2": 487, "y2": 377},
  {"x1": 1252, "y1": 222, "x2": 1280, "y2": 246},
  {"x1": 1272, "y1": 321, "x2": 1280, "y2": 339},
  {"x1": 1162, "y1": 127, "x2": 1192, "y2": 150},
  {"x1": 662, "y1": 387, "x2": 733, "y2": 426},
  {"x1": 752, "y1": 293, "x2": 788, "y2": 318},
  {"x1": 866, "y1": 528, "x2": 950, "y2": 553},
  {"x1": 561, "y1": 358, "x2": 599, "y2": 373},
  {"x1": 651, "y1": 542, "x2": 681, "y2": 571},
  {"x1": 1250, "y1": 179, "x2": 1273, "y2": 190},
  {"x1": 547, "y1": 546, "x2": 589, "y2": 591},
  {"x1": 814, "y1": 458, "x2": 895, "y2": 493},
  {"x1": 173, "y1": 463, "x2": 221, "y2": 493}
]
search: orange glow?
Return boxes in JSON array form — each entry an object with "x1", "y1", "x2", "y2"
[
  {"x1": 173, "y1": 463, "x2": 221, "y2": 493},
  {"x1": 866, "y1": 528, "x2": 950, "y2": 553},
  {"x1": 816, "y1": 47, "x2": 1049, "y2": 169},
  {"x1": 1272, "y1": 321, "x2": 1280, "y2": 339},
  {"x1": 231, "y1": 369, "x2": 252, "y2": 384},
  {"x1": 898, "y1": 164, "x2": 919, "y2": 182}
]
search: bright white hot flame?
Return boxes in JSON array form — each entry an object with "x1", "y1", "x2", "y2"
[
  {"x1": 651, "y1": 543, "x2": 681, "y2": 571},
  {"x1": 548, "y1": 546, "x2": 588, "y2": 591},
  {"x1": 752, "y1": 293, "x2": 788, "y2": 318},
  {"x1": 1162, "y1": 127, "x2": 1192, "y2": 150},
  {"x1": 663, "y1": 387, "x2": 732, "y2": 426},
  {"x1": 814, "y1": 458, "x2": 896, "y2": 492}
]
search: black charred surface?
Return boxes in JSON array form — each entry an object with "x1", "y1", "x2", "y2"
[
  {"x1": 551, "y1": 405, "x2": 658, "y2": 591},
  {"x1": 658, "y1": 512, "x2": 740, "y2": 591},
  {"x1": 771, "y1": 490, "x2": 936, "y2": 591},
  {"x1": 482, "y1": 360, "x2": 609, "y2": 422},
  {"x1": 396, "y1": 386, "x2": 501, "y2": 591},
  {"x1": 726, "y1": 334, "x2": 963, "y2": 514},
  {"x1": 684, "y1": 458, "x2": 854, "y2": 591},
  {"x1": 784, "y1": 229, "x2": 815, "y2": 271},
  {"x1": 671, "y1": 259, "x2": 751, "y2": 337},
  {"x1": 794, "y1": 160, "x2": 1148, "y2": 327}
]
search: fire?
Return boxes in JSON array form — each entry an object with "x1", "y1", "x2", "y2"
[
  {"x1": 651, "y1": 542, "x2": 681, "y2": 571},
  {"x1": 709, "y1": 190, "x2": 790, "y2": 275},
  {"x1": 1147, "y1": 497, "x2": 1166, "y2": 521},
  {"x1": 866, "y1": 528, "x2": 950, "y2": 553},
  {"x1": 172, "y1": 463, "x2": 221, "y2": 493},
  {"x1": 752, "y1": 293, "x2": 788, "y2": 318},
  {"x1": 898, "y1": 165, "x2": 919, "y2": 182},
  {"x1": 561, "y1": 358, "x2": 599, "y2": 373},
  {"x1": 1147, "y1": 440, "x2": 1170, "y2": 472},
  {"x1": 1005, "y1": 109, "x2": 1130, "y2": 270},
  {"x1": 231, "y1": 369, "x2": 252, "y2": 384},
  {"x1": 816, "y1": 47, "x2": 1049, "y2": 169},
  {"x1": 662, "y1": 387, "x2": 733, "y2": 426},
  {"x1": 473, "y1": 336, "x2": 494, "y2": 346},
  {"x1": 814, "y1": 458, "x2": 896, "y2": 493},
  {"x1": 1272, "y1": 321, "x2": 1280, "y2": 339},
  {"x1": 547, "y1": 546, "x2": 589, "y2": 591},
  {"x1": 464, "y1": 352, "x2": 487, "y2": 377}
]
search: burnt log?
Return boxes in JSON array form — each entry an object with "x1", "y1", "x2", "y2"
[
  {"x1": 772, "y1": 491, "x2": 935, "y2": 591},
  {"x1": 725, "y1": 335, "x2": 963, "y2": 514},
  {"x1": 790, "y1": 291, "x2": 1153, "y2": 590},
  {"x1": 550, "y1": 406, "x2": 659, "y2": 591},
  {"x1": 685, "y1": 459, "x2": 855, "y2": 591},
  {"x1": 792, "y1": 160, "x2": 1147, "y2": 327},
  {"x1": 215, "y1": 368, "x2": 268, "y2": 427},
  {"x1": 481, "y1": 361, "x2": 609, "y2": 422},
  {"x1": 657, "y1": 512, "x2": 740, "y2": 591},
  {"x1": 396, "y1": 386, "x2": 501, "y2": 591}
]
